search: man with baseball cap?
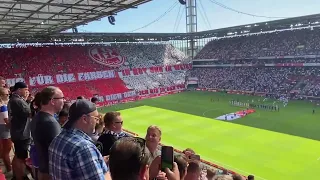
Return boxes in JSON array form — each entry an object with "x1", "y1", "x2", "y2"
[
  {"x1": 7, "y1": 82, "x2": 31, "y2": 180},
  {"x1": 48, "y1": 99, "x2": 109, "y2": 180}
]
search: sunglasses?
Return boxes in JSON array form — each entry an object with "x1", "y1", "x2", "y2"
[
  {"x1": 86, "y1": 115, "x2": 100, "y2": 121},
  {"x1": 52, "y1": 97, "x2": 65, "y2": 100},
  {"x1": 114, "y1": 121, "x2": 123, "y2": 125}
]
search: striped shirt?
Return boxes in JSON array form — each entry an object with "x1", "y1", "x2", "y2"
[{"x1": 49, "y1": 128, "x2": 108, "y2": 180}]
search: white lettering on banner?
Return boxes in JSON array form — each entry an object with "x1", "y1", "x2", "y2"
[
  {"x1": 56, "y1": 73, "x2": 76, "y2": 83},
  {"x1": 78, "y1": 70, "x2": 115, "y2": 81},
  {"x1": 29, "y1": 75, "x2": 54, "y2": 86},
  {"x1": 105, "y1": 93, "x2": 122, "y2": 101},
  {"x1": 68, "y1": 74, "x2": 76, "y2": 82},
  {"x1": 77, "y1": 73, "x2": 84, "y2": 81},
  {"x1": 89, "y1": 72, "x2": 97, "y2": 80},
  {"x1": 84, "y1": 73, "x2": 91, "y2": 81},
  {"x1": 29, "y1": 77, "x2": 36, "y2": 86},
  {"x1": 96, "y1": 71, "x2": 103, "y2": 79},
  {"x1": 37, "y1": 75, "x2": 45, "y2": 85},
  {"x1": 6, "y1": 78, "x2": 25, "y2": 87},
  {"x1": 44, "y1": 76, "x2": 54, "y2": 84},
  {"x1": 97, "y1": 96, "x2": 104, "y2": 102},
  {"x1": 4, "y1": 65, "x2": 189, "y2": 86},
  {"x1": 123, "y1": 91, "x2": 136, "y2": 98}
]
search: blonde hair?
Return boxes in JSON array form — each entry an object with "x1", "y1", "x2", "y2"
[
  {"x1": 95, "y1": 113, "x2": 105, "y2": 130},
  {"x1": 147, "y1": 125, "x2": 162, "y2": 136},
  {"x1": 0, "y1": 87, "x2": 9, "y2": 104}
]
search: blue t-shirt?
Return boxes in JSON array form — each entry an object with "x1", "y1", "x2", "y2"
[
  {"x1": 54, "y1": 113, "x2": 59, "y2": 121},
  {"x1": 0, "y1": 105, "x2": 8, "y2": 124}
]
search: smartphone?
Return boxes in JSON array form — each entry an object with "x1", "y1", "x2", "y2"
[
  {"x1": 161, "y1": 146, "x2": 174, "y2": 171},
  {"x1": 190, "y1": 154, "x2": 200, "y2": 161}
]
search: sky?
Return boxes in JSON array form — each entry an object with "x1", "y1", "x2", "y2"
[{"x1": 73, "y1": 0, "x2": 320, "y2": 33}]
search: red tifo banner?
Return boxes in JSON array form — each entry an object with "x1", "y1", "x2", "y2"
[{"x1": 4, "y1": 64, "x2": 192, "y2": 87}]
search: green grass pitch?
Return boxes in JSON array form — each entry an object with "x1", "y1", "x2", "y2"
[{"x1": 99, "y1": 91, "x2": 320, "y2": 180}]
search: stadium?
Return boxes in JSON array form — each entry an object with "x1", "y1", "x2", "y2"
[{"x1": 0, "y1": 0, "x2": 320, "y2": 180}]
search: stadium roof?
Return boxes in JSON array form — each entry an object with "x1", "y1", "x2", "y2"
[
  {"x1": 2, "y1": 10, "x2": 320, "y2": 43},
  {"x1": 195, "y1": 13, "x2": 320, "y2": 38},
  {"x1": 0, "y1": 0, "x2": 151, "y2": 40}
]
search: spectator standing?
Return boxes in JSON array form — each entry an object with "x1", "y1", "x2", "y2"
[
  {"x1": 30, "y1": 87, "x2": 65, "y2": 180},
  {"x1": 8, "y1": 82, "x2": 31, "y2": 180},
  {"x1": 49, "y1": 99, "x2": 109, "y2": 180},
  {"x1": 91, "y1": 97, "x2": 99, "y2": 104},
  {"x1": 77, "y1": 96, "x2": 84, "y2": 99},
  {"x1": 97, "y1": 111, "x2": 128, "y2": 156},
  {"x1": 145, "y1": 125, "x2": 161, "y2": 160},
  {"x1": 58, "y1": 109, "x2": 68, "y2": 126},
  {"x1": 30, "y1": 92, "x2": 42, "y2": 118},
  {"x1": 29, "y1": 91, "x2": 42, "y2": 180},
  {"x1": 90, "y1": 114, "x2": 104, "y2": 142},
  {"x1": 0, "y1": 76, "x2": 6, "y2": 88},
  {"x1": 58, "y1": 102, "x2": 71, "y2": 127},
  {"x1": 0, "y1": 87, "x2": 12, "y2": 175},
  {"x1": 26, "y1": 95, "x2": 34, "y2": 104}
]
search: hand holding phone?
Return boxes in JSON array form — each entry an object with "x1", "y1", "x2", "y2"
[{"x1": 161, "y1": 146, "x2": 174, "y2": 171}]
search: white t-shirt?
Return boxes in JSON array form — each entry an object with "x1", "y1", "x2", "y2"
[{"x1": 0, "y1": 105, "x2": 8, "y2": 124}]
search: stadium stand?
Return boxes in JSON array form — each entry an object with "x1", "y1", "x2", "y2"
[
  {"x1": 195, "y1": 28, "x2": 320, "y2": 60},
  {"x1": 191, "y1": 28, "x2": 320, "y2": 99},
  {"x1": 122, "y1": 71, "x2": 186, "y2": 91},
  {"x1": 0, "y1": 44, "x2": 190, "y2": 101}
]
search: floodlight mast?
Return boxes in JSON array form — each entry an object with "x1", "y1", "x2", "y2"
[{"x1": 185, "y1": 0, "x2": 197, "y2": 59}]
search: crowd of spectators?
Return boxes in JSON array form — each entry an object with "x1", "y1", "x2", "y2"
[
  {"x1": 195, "y1": 28, "x2": 320, "y2": 60},
  {"x1": 191, "y1": 28, "x2": 320, "y2": 98},
  {"x1": 190, "y1": 67, "x2": 320, "y2": 97},
  {"x1": 122, "y1": 71, "x2": 186, "y2": 91},
  {"x1": 193, "y1": 58, "x2": 320, "y2": 65}
]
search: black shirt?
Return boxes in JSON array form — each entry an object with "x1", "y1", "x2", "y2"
[
  {"x1": 8, "y1": 94, "x2": 31, "y2": 141},
  {"x1": 31, "y1": 111, "x2": 61, "y2": 173},
  {"x1": 96, "y1": 130, "x2": 129, "y2": 156}
]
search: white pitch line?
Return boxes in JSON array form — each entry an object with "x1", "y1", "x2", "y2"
[{"x1": 202, "y1": 108, "x2": 220, "y2": 117}]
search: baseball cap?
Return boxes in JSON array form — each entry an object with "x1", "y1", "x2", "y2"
[
  {"x1": 63, "y1": 99, "x2": 97, "y2": 129},
  {"x1": 13, "y1": 82, "x2": 28, "y2": 92}
]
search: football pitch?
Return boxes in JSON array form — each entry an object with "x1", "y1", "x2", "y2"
[{"x1": 99, "y1": 91, "x2": 320, "y2": 180}]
